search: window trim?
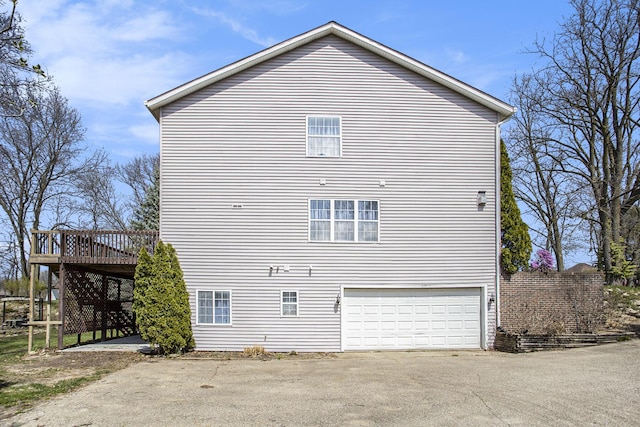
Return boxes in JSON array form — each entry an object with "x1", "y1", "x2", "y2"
[
  {"x1": 308, "y1": 199, "x2": 380, "y2": 243},
  {"x1": 306, "y1": 115, "x2": 342, "y2": 157},
  {"x1": 196, "y1": 289, "x2": 232, "y2": 326},
  {"x1": 281, "y1": 290, "x2": 299, "y2": 317}
]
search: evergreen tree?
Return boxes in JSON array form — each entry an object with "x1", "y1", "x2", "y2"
[
  {"x1": 166, "y1": 243, "x2": 195, "y2": 350},
  {"x1": 133, "y1": 241, "x2": 194, "y2": 354},
  {"x1": 132, "y1": 247, "x2": 153, "y2": 342},
  {"x1": 500, "y1": 139, "x2": 532, "y2": 274},
  {"x1": 131, "y1": 166, "x2": 159, "y2": 230}
]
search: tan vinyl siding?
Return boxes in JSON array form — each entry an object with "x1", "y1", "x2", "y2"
[{"x1": 160, "y1": 35, "x2": 500, "y2": 351}]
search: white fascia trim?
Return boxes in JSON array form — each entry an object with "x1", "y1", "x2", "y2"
[
  {"x1": 145, "y1": 22, "x2": 516, "y2": 121},
  {"x1": 145, "y1": 23, "x2": 338, "y2": 120},
  {"x1": 333, "y1": 26, "x2": 516, "y2": 120}
]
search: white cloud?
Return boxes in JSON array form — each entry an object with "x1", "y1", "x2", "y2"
[
  {"x1": 13, "y1": 0, "x2": 193, "y2": 159},
  {"x1": 192, "y1": 8, "x2": 277, "y2": 47},
  {"x1": 226, "y1": 0, "x2": 308, "y2": 15},
  {"x1": 19, "y1": 0, "x2": 188, "y2": 106},
  {"x1": 129, "y1": 122, "x2": 160, "y2": 145},
  {"x1": 45, "y1": 51, "x2": 191, "y2": 106},
  {"x1": 446, "y1": 49, "x2": 469, "y2": 65}
]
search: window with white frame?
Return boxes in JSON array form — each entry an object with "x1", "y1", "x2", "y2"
[
  {"x1": 281, "y1": 291, "x2": 298, "y2": 316},
  {"x1": 307, "y1": 116, "x2": 341, "y2": 157},
  {"x1": 309, "y1": 199, "x2": 379, "y2": 242},
  {"x1": 197, "y1": 290, "x2": 231, "y2": 324}
]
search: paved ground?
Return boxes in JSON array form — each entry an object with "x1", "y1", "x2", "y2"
[
  {"x1": 7, "y1": 340, "x2": 640, "y2": 426},
  {"x1": 62, "y1": 335, "x2": 152, "y2": 353}
]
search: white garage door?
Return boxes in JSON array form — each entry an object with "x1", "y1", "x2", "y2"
[{"x1": 343, "y1": 288, "x2": 481, "y2": 350}]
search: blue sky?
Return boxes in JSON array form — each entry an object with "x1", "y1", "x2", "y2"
[
  {"x1": 18, "y1": 0, "x2": 576, "y2": 162},
  {"x1": 15, "y1": 1, "x2": 589, "y2": 264}
]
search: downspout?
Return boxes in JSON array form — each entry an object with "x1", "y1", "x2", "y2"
[
  {"x1": 158, "y1": 106, "x2": 163, "y2": 241},
  {"x1": 495, "y1": 111, "x2": 514, "y2": 333}
]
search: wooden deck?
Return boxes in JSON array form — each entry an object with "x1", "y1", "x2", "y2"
[
  {"x1": 28, "y1": 229, "x2": 160, "y2": 351},
  {"x1": 31, "y1": 230, "x2": 159, "y2": 274}
]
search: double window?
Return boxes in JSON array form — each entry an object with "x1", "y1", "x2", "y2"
[
  {"x1": 309, "y1": 199, "x2": 379, "y2": 242},
  {"x1": 307, "y1": 116, "x2": 341, "y2": 157},
  {"x1": 197, "y1": 290, "x2": 231, "y2": 325}
]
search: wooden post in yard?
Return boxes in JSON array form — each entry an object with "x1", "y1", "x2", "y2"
[
  {"x1": 28, "y1": 263, "x2": 37, "y2": 354},
  {"x1": 45, "y1": 267, "x2": 53, "y2": 349}
]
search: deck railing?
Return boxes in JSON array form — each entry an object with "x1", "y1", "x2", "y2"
[{"x1": 31, "y1": 230, "x2": 159, "y2": 265}]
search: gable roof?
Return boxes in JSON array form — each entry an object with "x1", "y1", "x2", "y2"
[{"x1": 145, "y1": 21, "x2": 515, "y2": 121}]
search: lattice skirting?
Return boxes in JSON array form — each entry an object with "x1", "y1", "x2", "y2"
[{"x1": 62, "y1": 265, "x2": 136, "y2": 336}]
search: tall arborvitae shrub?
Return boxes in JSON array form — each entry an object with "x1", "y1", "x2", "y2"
[
  {"x1": 133, "y1": 241, "x2": 194, "y2": 354},
  {"x1": 133, "y1": 247, "x2": 153, "y2": 342},
  {"x1": 500, "y1": 139, "x2": 532, "y2": 274}
]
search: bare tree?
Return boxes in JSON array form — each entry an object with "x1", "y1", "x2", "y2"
[
  {"x1": 75, "y1": 160, "x2": 130, "y2": 230},
  {"x1": 1, "y1": 1, "x2": 46, "y2": 115},
  {"x1": 510, "y1": 0, "x2": 640, "y2": 279},
  {"x1": 0, "y1": 223, "x2": 20, "y2": 280},
  {"x1": 0, "y1": 83, "x2": 102, "y2": 278},
  {"x1": 73, "y1": 153, "x2": 159, "y2": 230},
  {"x1": 117, "y1": 153, "x2": 159, "y2": 210},
  {"x1": 508, "y1": 75, "x2": 585, "y2": 271}
]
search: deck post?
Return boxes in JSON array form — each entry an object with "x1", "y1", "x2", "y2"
[
  {"x1": 28, "y1": 263, "x2": 37, "y2": 354},
  {"x1": 45, "y1": 268, "x2": 53, "y2": 349},
  {"x1": 101, "y1": 274, "x2": 108, "y2": 341},
  {"x1": 58, "y1": 264, "x2": 65, "y2": 350}
]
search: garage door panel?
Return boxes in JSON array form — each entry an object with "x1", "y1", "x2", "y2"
[
  {"x1": 346, "y1": 306, "x2": 362, "y2": 315},
  {"x1": 397, "y1": 305, "x2": 412, "y2": 314},
  {"x1": 415, "y1": 305, "x2": 429, "y2": 314},
  {"x1": 364, "y1": 305, "x2": 379, "y2": 315},
  {"x1": 431, "y1": 336, "x2": 446, "y2": 346},
  {"x1": 448, "y1": 320, "x2": 463, "y2": 330},
  {"x1": 465, "y1": 305, "x2": 479, "y2": 314},
  {"x1": 432, "y1": 320, "x2": 446, "y2": 330},
  {"x1": 465, "y1": 320, "x2": 480, "y2": 328},
  {"x1": 415, "y1": 336, "x2": 430, "y2": 346},
  {"x1": 432, "y1": 305, "x2": 446, "y2": 315},
  {"x1": 381, "y1": 305, "x2": 395, "y2": 314},
  {"x1": 343, "y1": 288, "x2": 481, "y2": 350},
  {"x1": 415, "y1": 321, "x2": 429, "y2": 329},
  {"x1": 448, "y1": 304, "x2": 463, "y2": 313}
]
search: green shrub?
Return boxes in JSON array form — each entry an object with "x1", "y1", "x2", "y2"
[{"x1": 133, "y1": 241, "x2": 194, "y2": 354}]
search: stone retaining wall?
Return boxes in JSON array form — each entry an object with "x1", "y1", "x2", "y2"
[{"x1": 495, "y1": 331, "x2": 634, "y2": 353}]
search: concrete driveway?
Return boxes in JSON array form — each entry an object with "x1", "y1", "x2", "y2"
[{"x1": 8, "y1": 340, "x2": 640, "y2": 426}]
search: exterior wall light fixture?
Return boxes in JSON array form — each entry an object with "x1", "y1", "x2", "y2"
[{"x1": 477, "y1": 191, "x2": 487, "y2": 206}]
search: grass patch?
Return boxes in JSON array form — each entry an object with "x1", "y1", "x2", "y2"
[
  {"x1": 0, "y1": 329, "x2": 91, "y2": 365},
  {"x1": 0, "y1": 331, "x2": 142, "y2": 419},
  {"x1": 0, "y1": 374, "x2": 100, "y2": 407}
]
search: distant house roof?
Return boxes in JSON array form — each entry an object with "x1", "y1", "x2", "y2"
[
  {"x1": 145, "y1": 21, "x2": 516, "y2": 121},
  {"x1": 565, "y1": 263, "x2": 598, "y2": 273}
]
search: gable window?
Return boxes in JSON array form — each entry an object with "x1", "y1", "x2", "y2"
[
  {"x1": 281, "y1": 291, "x2": 298, "y2": 316},
  {"x1": 307, "y1": 116, "x2": 341, "y2": 157},
  {"x1": 197, "y1": 290, "x2": 231, "y2": 325},
  {"x1": 309, "y1": 199, "x2": 379, "y2": 242}
]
